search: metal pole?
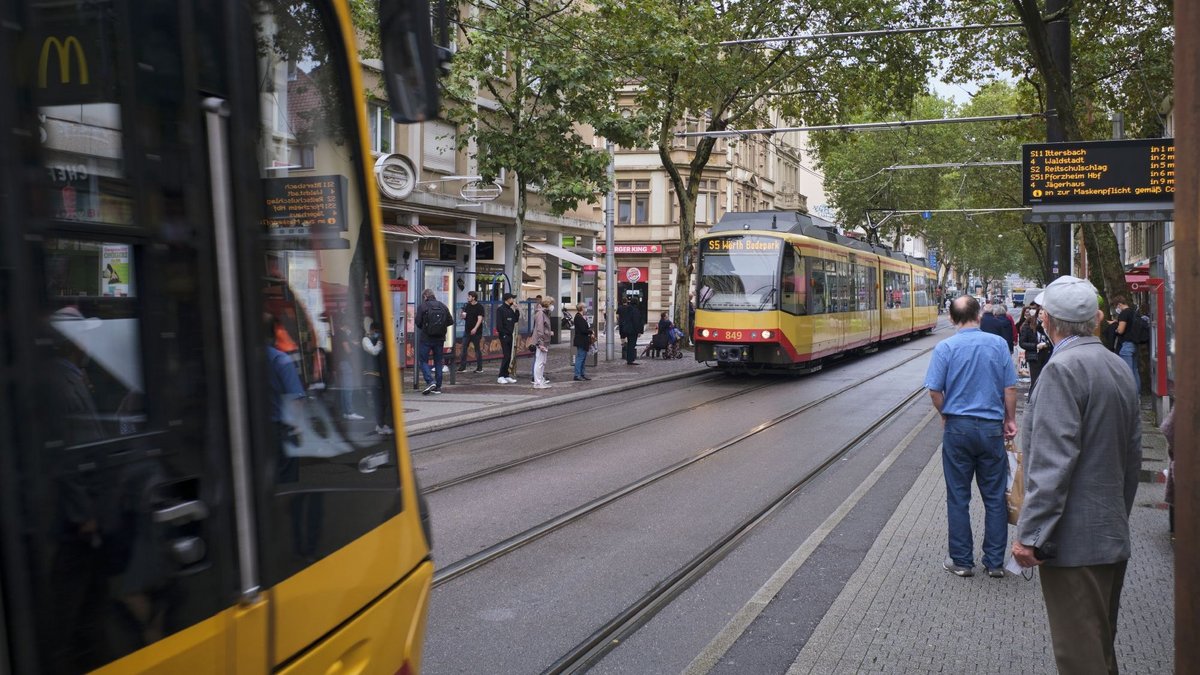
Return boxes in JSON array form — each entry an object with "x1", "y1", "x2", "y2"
[
  {"x1": 1174, "y1": 0, "x2": 1198, "y2": 665},
  {"x1": 1112, "y1": 114, "x2": 1128, "y2": 263},
  {"x1": 1044, "y1": 0, "x2": 1071, "y2": 283},
  {"x1": 605, "y1": 141, "x2": 616, "y2": 361}
]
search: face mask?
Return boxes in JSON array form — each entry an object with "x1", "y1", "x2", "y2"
[{"x1": 548, "y1": 304, "x2": 555, "y2": 313}]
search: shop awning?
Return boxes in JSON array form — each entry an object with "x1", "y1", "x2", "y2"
[
  {"x1": 382, "y1": 223, "x2": 485, "y2": 243},
  {"x1": 524, "y1": 241, "x2": 604, "y2": 269}
]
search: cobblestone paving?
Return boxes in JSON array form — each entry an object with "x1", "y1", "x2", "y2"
[{"x1": 788, "y1": 450, "x2": 1175, "y2": 674}]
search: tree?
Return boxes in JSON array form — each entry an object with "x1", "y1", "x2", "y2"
[
  {"x1": 811, "y1": 84, "x2": 1044, "y2": 287},
  {"x1": 595, "y1": 0, "x2": 938, "y2": 344},
  {"x1": 937, "y1": 0, "x2": 1174, "y2": 301},
  {"x1": 352, "y1": 0, "x2": 643, "y2": 286},
  {"x1": 438, "y1": 0, "x2": 647, "y2": 286}
]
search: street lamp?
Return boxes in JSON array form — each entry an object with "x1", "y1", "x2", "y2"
[{"x1": 605, "y1": 140, "x2": 616, "y2": 361}]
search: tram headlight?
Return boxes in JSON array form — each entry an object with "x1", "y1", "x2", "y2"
[
  {"x1": 761, "y1": 330, "x2": 772, "y2": 339},
  {"x1": 700, "y1": 329, "x2": 711, "y2": 338}
]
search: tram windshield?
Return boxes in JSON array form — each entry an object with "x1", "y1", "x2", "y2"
[{"x1": 697, "y1": 236, "x2": 781, "y2": 311}]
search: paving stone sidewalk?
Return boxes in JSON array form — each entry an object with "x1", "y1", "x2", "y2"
[{"x1": 787, "y1": 447, "x2": 1175, "y2": 674}]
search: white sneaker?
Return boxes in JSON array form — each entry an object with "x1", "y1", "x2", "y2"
[
  {"x1": 375, "y1": 424, "x2": 394, "y2": 435},
  {"x1": 506, "y1": 377, "x2": 518, "y2": 383},
  {"x1": 498, "y1": 377, "x2": 508, "y2": 384},
  {"x1": 533, "y1": 383, "x2": 553, "y2": 389},
  {"x1": 343, "y1": 413, "x2": 364, "y2": 421}
]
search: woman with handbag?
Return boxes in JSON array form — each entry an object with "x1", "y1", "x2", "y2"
[{"x1": 572, "y1": 303, "x2": 594, "y2": 381}]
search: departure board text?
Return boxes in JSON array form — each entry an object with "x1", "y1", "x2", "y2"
[{"x1": 1023, "y1": 139, "x2": 1174, "y2": 205}]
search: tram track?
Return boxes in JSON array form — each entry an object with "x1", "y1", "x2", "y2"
[
  {"x1": 541, "y1": 385, "x2": 928, "y2": 674},
  {"x1": 430, "y1": 345, "x2": 933, "y2": 588},
  {"x1": 409, "y1": 374, "x2": 724, "y2": 453},
  {"x1": 421, "y1": 381, "x2": 776, "y2": 494}
]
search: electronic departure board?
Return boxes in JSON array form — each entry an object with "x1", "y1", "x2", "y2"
[{"x1": 1022, "y1": 138, "x2": 1174, "y2": 205}]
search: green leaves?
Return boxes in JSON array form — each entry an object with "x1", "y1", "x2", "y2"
[{"x1": 813, "y1": 84, "x2": 1044, "y2": 283}]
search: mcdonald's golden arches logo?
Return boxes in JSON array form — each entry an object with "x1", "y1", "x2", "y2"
[{"x1": 38, "y1": 36, "x2": 89, "y2": 88}]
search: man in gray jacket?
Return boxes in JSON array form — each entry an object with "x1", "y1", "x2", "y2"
[{"x1": 1012, "y1": 275, "x2": 1141, "y2": 675}]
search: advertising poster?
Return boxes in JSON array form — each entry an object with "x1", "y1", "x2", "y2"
[{"x1": 100, "y1": 244, "x2": 132, "y2": 297}]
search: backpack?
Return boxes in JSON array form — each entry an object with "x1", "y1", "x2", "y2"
[
  {"x1": 1128, "y1": 313, "x2": 1151, "y2": 345},
  {"x1": 421, "y1": 302, "x2": 450, "y2": 337}
]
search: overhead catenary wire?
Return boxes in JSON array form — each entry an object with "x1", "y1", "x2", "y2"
[
  {"x1": 882, "y1": 160, "x2": 1022, "y2": 170},
  {"x1": 676, "y1": 113, "x2": 1045, "y2": 138},
  {"x1": 717, "y1": 22, "x2": 1025, "y2": 47}
]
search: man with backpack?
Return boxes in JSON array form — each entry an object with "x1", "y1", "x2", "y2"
[
  {"x1": 1111, "y1": 295, "x2": 1147, "y2": 393},
  {"x1": 414, "y1": 288, "x2": 451, "y2": 394}
]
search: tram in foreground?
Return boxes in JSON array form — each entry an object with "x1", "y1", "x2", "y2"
[
  {"x1": 694, "y1": 211, "x2": 938, "y2": 372},
  {"x1": 0, "y1": 0, "x2": 441, "y2": 672}
]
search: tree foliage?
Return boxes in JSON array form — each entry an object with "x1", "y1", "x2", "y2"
[
  {"x1": 812, "y1": 84, "x2": 1044, "y2": 288},
  {"x1": 935, "y1": 0, "x2": 1173, "y2": 300},
  {"x1": 439, "y1": 0, "x2": 650, "y2": 283},
  {"x1": 594, "y1": 0, "x2": 939, "y2": 342}
]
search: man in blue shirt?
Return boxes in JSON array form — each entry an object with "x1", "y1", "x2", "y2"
[{"x1": 924, "y1": 295, "x2": 1018, "y2": 578}]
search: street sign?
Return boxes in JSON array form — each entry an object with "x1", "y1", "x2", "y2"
[{"x1": 1022, "y1": 138, "x2": 1174, "y2": 205}]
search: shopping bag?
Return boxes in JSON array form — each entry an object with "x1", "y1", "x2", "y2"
[{"x1": 1005, "y1": 439, "x2": 1024, "y2": 526}]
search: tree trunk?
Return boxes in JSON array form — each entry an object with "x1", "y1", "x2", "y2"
[
  {"x1": 507, "y1": 179, "x2": 528, "y2": 295},
  {"x1": 1081, "y1": 224, "x2": 1127, "y2": 308},
  {"x1": 659, "y1": 139, "x2": 696, "y2": 347}
]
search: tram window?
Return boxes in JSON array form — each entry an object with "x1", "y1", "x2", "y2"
[
  {"x1": 806, "y1": 258, "x2": 828, "y2": 315},
  {"x1": 836, "y1": 261, "x2": 850, "y2": 312},
  {"x1": 255, "y1": 0, "x2": 403, "y2": 582},
  {"x1": 883, "y1": 270, "x2": 911, "y2": 309},
  {"x1": 696, "y1": 237, "x2": 780, "y2": 311},
  {"x1": 780, "y1": 246, "x2": 806, "y2": 315}
]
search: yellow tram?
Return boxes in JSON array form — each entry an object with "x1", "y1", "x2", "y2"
[
  {"x1": 694, "y1": 211, "x2": 937, "y2": 370},
  {"x1": 0, "y1": 0, "x2": 442, "y2": 671}
]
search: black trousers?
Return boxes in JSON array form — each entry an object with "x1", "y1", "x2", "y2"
[
  {"x1": 498, "y1": 337, "x2": 514, "y2": 377},
  {"x1": 623, "y1": 335, "x2": 638, "y2": 363},
  {"x1": 460, "y1": 332, "x2": 483, "y2": 369}
]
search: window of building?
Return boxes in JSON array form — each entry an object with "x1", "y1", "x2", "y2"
[
  {"x1": 617, "y1": 179, "x2": 651, "y2": 224},
  {"x1": 367, "y1": 101, "x2": 394, "y2": 154},
  {"x1": 288, "y1": 143, "x2": 315, "y2": 169},
  {"x1": 696, "y1": 179, "x2": 719, "y2": 224},
  {"x1": 423, "y1": 120, "x2": 457, "y2": 173},
  {"x1": 684, "y1": 117, "x2": 701, "y2": 149}
]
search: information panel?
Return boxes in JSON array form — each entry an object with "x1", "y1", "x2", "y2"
[
  {"x1": 1023, "y1": 138, "x2": 1174, "y2": 205},
  {"x1": 262, "y1": 175, "x2": 348, "y2": 231}
]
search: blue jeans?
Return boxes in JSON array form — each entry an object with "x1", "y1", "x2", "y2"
[
  {"x1": 941, "y1": 415, "x2": 1008, "y2": 569},
  {"x1": 574, "y1": 346, "x2": 588, "y2": 378},
  {"x1": 1118, "y1": 341, "x2": 1139, "y2": 392},
  {"x1": 418, "y1": 339, "x2": 443, "y2": 387}
]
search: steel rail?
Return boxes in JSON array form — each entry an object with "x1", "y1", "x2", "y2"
[
  {"x1": 423, "y1": 382, "x2": 776, "y2": 494},
  {"x1": 542, "y1": 385, "x2": 928, "y2": 674},
  {"x1": 431, "y1": 346, "x2": 933, "y2": 587},
  {"x1": 410, "y1": 373, "x2": 724, "y2": 454}
]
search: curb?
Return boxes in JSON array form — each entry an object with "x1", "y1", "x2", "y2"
[{"x1": 405, "y1": 366, "x2": 714, "y2": 436}]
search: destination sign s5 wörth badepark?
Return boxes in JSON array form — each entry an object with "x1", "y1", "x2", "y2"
[{"x1": 1023, "y1": 138, "x2": 1174, "y2": 205}]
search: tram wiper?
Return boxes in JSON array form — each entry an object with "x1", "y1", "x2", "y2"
[{"x1": 756, "y1": 287, "x2": 777, "y2": 310}]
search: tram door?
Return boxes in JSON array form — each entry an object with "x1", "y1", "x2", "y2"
[{"x1": 0, "y1": 1, "x2": 424, "y2": 672}]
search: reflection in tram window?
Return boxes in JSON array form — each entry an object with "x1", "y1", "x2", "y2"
[
  {"x1": 256, "y1": 0, "x2": 402, "y2": 582},
  {"x1": 41, "y1": 240, "x2": 146, "y2": 440}
]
